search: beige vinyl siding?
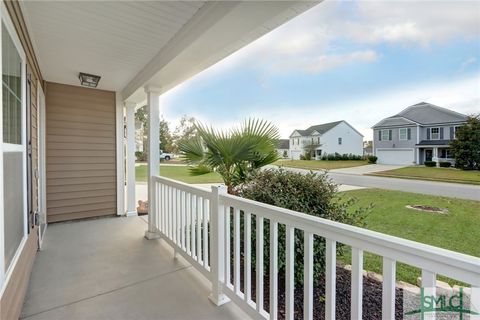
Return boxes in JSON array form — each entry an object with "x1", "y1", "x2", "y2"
[{"x1": 46, "y1": 82, "x2": 116, "y2": 223}]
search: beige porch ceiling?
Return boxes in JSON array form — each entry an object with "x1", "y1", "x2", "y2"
[{"x1": 21, "y1": 1, "x2": 320, "y2": 103}]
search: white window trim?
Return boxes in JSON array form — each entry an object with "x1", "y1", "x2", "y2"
[
  {"x1": 381, "y1": 129, "x2": 389, "y2": 141},
  {"x1": 399, "y1": 128, "x2": 408, "y2": 140},
  {"x1": 0, "y1": 2, "x2": 28, "y2": 292},
  {"x1": 430, "y1": 127, "x2": 440, "y2": 140}
]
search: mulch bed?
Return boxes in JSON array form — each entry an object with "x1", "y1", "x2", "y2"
[{"x1": 235, "y1": 266, "x2": 404, "y2": 320}]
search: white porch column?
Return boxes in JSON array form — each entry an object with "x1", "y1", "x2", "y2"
[
  {"x1": 125, "y1": 102, "x2": 137, "y2": 217},
  {"x1": 434, "y1": 147, "x2": 439, "y2": 167},
  {"x1": 144, "y1": 86, "x2": 162, "y2": 240}
]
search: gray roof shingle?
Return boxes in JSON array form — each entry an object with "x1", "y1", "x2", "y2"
[
  {"x1": 391, "y1": 102, "x2": 468, "y2": 125},
  {"x1": 292, "y1": 121, "x2": 343, "y2": 137},
  {"x1": 416, "y1": 140, "x2": 451, "y2": 146},
  {"x1": 277, "y1": 139, "x2": 290, "y2": 149}
]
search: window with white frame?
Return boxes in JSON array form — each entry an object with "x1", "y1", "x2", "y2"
[
  {"x1": 1, "y1": 17, "x2": 27, "y2": 274},
  {"x1": 381, "y1": 130, "x2": 389, "y2": 141},
  {"x1": 430, "y1": 127, "x2": 440, "y2": 140},
  {"x1": 399, "y1": 128, "x2": 408, "y2": 140}
]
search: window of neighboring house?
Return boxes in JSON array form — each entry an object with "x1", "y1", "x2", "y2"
[
  {"x1": 399, "y1": 128, "x2": 408, "y2": 140},
  {"x1": 297, "y1": 138, "x2": 299, "y2": 145},
  {"x1": 453, "y1": 126, "x2": 460, "y2": 139},
  {"x1": 291, "y1": 139, "x2": 294, "y2": 146},
  {"x1": 338, "y1": 137, "x2": 342, "y2": 145},
  {"x1": 381, "y1": 130, "x2": 390, "y2": 141},
  {"x1": 440, "y1": 149, "x2": 453, "y2": 158},
  {"x1": 317, "y1": 137, "x2": 320, "y2": 144},
  {"x1": 430, "y1": 127, "x2": 440, "y2": 140}
]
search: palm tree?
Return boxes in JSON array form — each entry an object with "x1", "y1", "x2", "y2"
[{"x1": 179, "y1": 119, "x2": 280, "y2": 193}]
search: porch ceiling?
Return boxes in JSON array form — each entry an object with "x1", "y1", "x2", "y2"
[
  {"x1": 21, "y1": 1, "x2": 320, "y2": 103},
  {"x1": 21, "y1": 1, "x2": 206, "y2": 92}
]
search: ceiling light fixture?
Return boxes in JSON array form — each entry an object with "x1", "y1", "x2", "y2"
[{"x1": 78, "y1": 72, "x2": 101, "y2": 88}]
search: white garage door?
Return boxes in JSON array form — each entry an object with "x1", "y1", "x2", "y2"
[
  {"x1": 291, "y1": 150, "x2": 302, "y2": 160},
  {"x1": 376, "y1": 149, "x2": 414, "y2": 165}
]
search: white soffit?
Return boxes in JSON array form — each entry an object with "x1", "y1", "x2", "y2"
[
  {"x1": 21, "y1": 1, "x2": 206, "y2": 91},
  {"x1": 21, "y1": 1, "x2": 320, "y2": 102}
]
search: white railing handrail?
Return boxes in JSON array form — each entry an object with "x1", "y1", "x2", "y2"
[
  {"x1": 219, "y1": 193, "x2": 480, "y2": 285},
  {"x1": 152, "y1": 175, "x2": 214, "y2": 199},
  {"x1": 152, "y1": 177, "x2": 480, "y2": 320}
]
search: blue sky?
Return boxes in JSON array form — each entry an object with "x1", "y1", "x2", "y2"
[{"x1": 161, "y1": 1, "x2": 480, "y2": 140}]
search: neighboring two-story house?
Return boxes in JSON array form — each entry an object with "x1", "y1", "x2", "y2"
[
  {"x1": 276, "y1": 139, "x2": 290, "y2": 158},
  {"x1": 372, "y1": 102, "x2": 468, "y2": 165},
  {"x1": 289, "y1": 120, "x2": 363, "y2": 160}
]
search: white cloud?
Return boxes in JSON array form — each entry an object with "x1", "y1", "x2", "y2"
[
  {"x1": 160, "y1": 1, "x2": 480, "y2": 140},
  {"x1": 163, "y1": 73, "x2": 479, "y2": 141},
  {"x1": 458, "y1": 57, "x2": 477, "y2": 72}
]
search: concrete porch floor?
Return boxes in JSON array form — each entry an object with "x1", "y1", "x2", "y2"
[{"x1": 21, "y1": 216, "x2": 248, "y2": 320}]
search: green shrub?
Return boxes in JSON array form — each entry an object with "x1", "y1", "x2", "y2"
[
  {"x1": 135, "y1": 151, "x2": 147, "y2": 161},
  {"x1": 304, "y1": 151, "x2": 312, "y2": 161},
  {"x1": 439, "y1": 161, "x2": 451, "y2": 168},
  {"x1": 238, "y1": 169, "x2": 371, "y2": 286},
  {"x1": 424, "y1": 161, "x2": 437, "y2": 167},
  {"x1": 282, "y1": 150, "x2": 288, "y2": 158},
  {"x1": 367, "y1": 155, "x2": 378, "y2": 164},
  {"x1": 299, "y1": 154, "x2": 306, "y2": 160}
]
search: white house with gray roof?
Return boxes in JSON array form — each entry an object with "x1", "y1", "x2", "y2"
[
  {"x1": 372, "y1": 102, "x2": 468, "y2": 165},
  {"x1": 289, "y1": 120, "x2": 363, "y2": 160}
]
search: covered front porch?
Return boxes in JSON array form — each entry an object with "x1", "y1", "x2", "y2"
[{"x1": 21, "y1": 216, "x2": 247, "y2": 320}]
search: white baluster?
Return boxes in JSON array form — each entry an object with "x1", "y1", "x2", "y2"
[
  {"x1": 234, "y1": 208, "x2": 241, "y2": 294},
  {"x1": 203, "y1": 199, "x2": 209, "y2": 268},
  {"x1": 325, "y1": 239, "x2": 336, "y2": 320},
  {"x1": 244, "y1": 212, "x2": 252, "y2": 302},
  {"x1": 351, "y1": 248, "x2": 363, "y2": 320},
  {"x1": 269, "y1": 220, "x2": 278, "y2": 320},
  {"x1": 382, "y1": 257, "x2": 396, "y2": 320},
  {"x1": 256, "y1": 216, "x2": 264, "y2": 313},
  {"x1": 285, "y1": 226, "x2": 295, "y2": 320},
  {"x1": 304, "y1": 232, "x2": 313, "y2": 320}
]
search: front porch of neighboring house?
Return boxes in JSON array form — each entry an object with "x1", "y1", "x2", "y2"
[
  {"x1": 1, "y1": 2, "x2": 479, "y2": 320},
  {"x1": 418, "y1": 146, "x2": 455, "y2": 166}
]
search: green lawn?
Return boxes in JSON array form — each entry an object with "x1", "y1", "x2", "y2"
[
  {"x1": 136, "y1": 165, "x2": 223, "y2": 184},
  {"x1": 369, "y1": 166, "x2": 480, "y2": 185},
  {"x1": 339, "y1": 188, "x2": 480, "y2": 285},
  {"x1": 275, "y1": 159, "x2": 368, "y2": 170}
]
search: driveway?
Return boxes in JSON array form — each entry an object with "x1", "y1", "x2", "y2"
[{"x1": 329, "y1": 164, "x2": 405, "y2": 175}]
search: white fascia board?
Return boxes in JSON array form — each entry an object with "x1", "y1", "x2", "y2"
[{"x1": 123, "y1": 1, "x2": 320, "y2": 103}]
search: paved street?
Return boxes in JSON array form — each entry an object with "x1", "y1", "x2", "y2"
[{"x1": 272, "y1": 166, "x2": 480, "y2": 201}]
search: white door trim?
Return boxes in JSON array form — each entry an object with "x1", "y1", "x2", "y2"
[{"x1": 37, "y1": 81, "x2": 47, "y2": 249}]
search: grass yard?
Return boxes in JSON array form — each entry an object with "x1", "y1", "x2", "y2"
[
  {"x1": 135, "y1": 165, "x2": 223, "y2": 184},
  {"x1": 369, "y1": 166, "x2": 480, "y2": 185},
  {"x1": 339, "y1": 188, "x2": 480, "y2": 285},
  {"x1": 275, "y1": 159, "x2": 368, "y2": 170}
]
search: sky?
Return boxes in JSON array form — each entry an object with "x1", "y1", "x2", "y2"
[{"x1": 160, "y1": 1, "x2": 480, "y2": 141}]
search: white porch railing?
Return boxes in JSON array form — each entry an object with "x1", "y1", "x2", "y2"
[{"x1": 152, "y1": 176, "x2": 480, "y2": 320}]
